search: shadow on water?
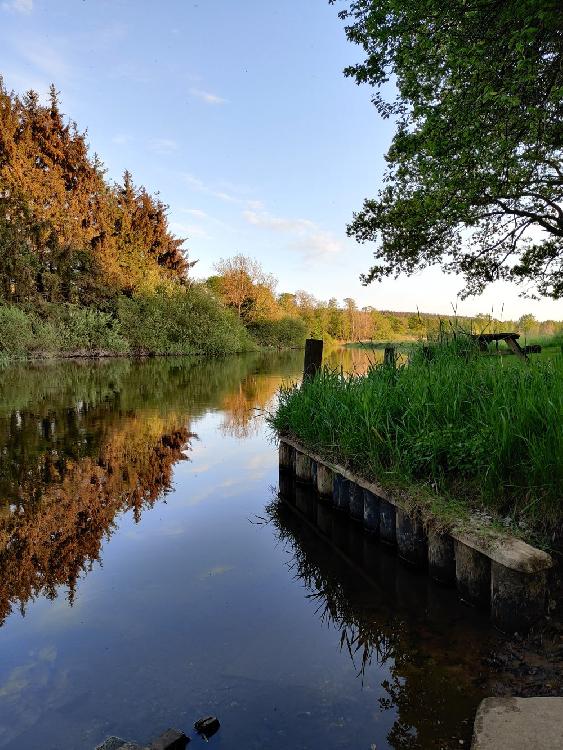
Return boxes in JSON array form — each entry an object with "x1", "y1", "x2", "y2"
[{"x1": 271, "y1": 472, "x2": 508, "y2": 749}]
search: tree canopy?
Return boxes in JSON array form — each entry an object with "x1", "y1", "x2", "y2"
[
  {"x1": 0, "y1": 81, "x2": 192, "y2": 305},
  {"x1": 212, "y1": 254, "x2": 278, "y2": 322},
  {"x1": 331, "y1": 0, "x2": 563, "y2": 298}
]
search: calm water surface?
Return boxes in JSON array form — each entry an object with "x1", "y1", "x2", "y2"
[{"x1": 0, "y1": 349, "x2": 501, "y2": 749}]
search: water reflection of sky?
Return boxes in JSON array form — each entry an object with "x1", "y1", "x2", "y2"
[{"x1": 0, "y1": 350, "x2": 494, "y2": 750}]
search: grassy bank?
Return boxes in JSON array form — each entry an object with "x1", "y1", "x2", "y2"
[{"x1": 271, "y1": 341, "x2": 563, "y2": 543}]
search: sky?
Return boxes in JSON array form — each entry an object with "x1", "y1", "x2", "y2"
[{"x1": 1, "y1": 0, "x2": 561, "y2": 320}]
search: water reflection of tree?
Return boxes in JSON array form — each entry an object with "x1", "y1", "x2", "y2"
[
  {"x1": 267, "y1": 496, "x2": 488, "y2": 750},
  {"x1": 0, "y1": 353, "x2": 305, "y2": 626},
  {"x1": 0, "y1": 361, "x2": 202, "y2": 625},
  {"x1": 267, "y1": 500, "x2": 399, "y2": 679},
  {"x1": 217, "y1": 348, "x2": 381, "y2": 439},
  {"x1": 219, "y1": 373, "x2": 286, "y2": 439},
  {"x1": 0, "y1": 415, "x2": 194, "y2": 626}
]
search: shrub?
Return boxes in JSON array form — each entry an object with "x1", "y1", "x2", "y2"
[
  {"x1": 44, "y1": 304, "x2": 129, "y2": 354},
  {"x1": 117, "y1": 284, "x2": 256, "y2": 355},
  {"x1": 0, "y1": 305, "x2": 36, "y2": 356},
  {"x1": 248, "y1": 317, "x2": 307, "y2": 348}
]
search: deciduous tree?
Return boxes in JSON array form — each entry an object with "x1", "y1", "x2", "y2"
[
  {"x1": 331, "y1": 0, "x2": 563, "y2": 298},
  {"x1": 213, "y1": 254, "x2": 277, "y2": 321}
]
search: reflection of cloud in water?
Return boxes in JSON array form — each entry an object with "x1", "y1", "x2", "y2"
[
  {"x1": 189, "y1": 462, "x2": 213, "y2": 474},
  {"x1": 245, "y1": 451, "x2": 275, "y2": 481},
  {"x1": 157, "y1": 524, "x2": 186, "y2": 537},
  {"x1": 0, "y1": 645, "x2": 57, "y2": 698},
  {"x1": 0, "y1": 645, "x2": 65, "y2": 744},
  {"x1": 199, "y1": 565, "x2": 234, "y2": 580}
]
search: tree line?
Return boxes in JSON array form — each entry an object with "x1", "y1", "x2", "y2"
[
  {"x1": 0, "y1": 81, "x2": 560, "y2": 358},
  {"x1": 205, "y1": 254, "x2": 562, "y2": 345},
  {"x1": 0, "y1": 82, "x2": 257, "y2": 356}
]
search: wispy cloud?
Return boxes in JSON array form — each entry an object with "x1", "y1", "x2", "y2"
[
  {"x1": 183, "y1": 208, "x2": 208, "y2": 219},
  {"x1": 2, "y1": 0, "x2": 33, "y2": 14},
  {"x1": 170, "y1": 221, "x2": 210, "y2": 240},
  {"x1": 189, "y1": 87, "x2": 226, "y2": 105},
  {"x1": 179, "y1": 206, "x2": 238, "y2": 235},
  {"x1": 182, "y1": 172, "x2": 239, "y2": 203},
  {"x1": 150, "y1": 137, "x2": 178, "y2": 155},
  {"x1": 243, "y1": 208, "x2": 345, "y2": 261},
  {"x1": 13, "y1": 37, "x2": 69, "y2": 80},
  {"x1": 244, "y1": 209, "x2": 316, "y2": 234}
]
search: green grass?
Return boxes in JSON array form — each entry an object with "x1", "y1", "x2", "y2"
[{"x1": 271, "y1": 340, "x2": 563, "y2": 541}]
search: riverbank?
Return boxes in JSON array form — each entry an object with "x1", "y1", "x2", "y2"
[
  {"x1": 270, "y1": 341, "x2": 563, "y2": 547},
  {"x1": 0, "y1": 293, "x2": 313, "y2": 361}
]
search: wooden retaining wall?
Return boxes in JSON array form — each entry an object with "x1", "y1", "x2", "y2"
[{"x1": 279, "y1": 436, "x2": 553, "y2": 633}]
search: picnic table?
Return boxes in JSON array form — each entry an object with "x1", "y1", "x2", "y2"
[{"x1": 471, "y1": 332, "x2": 531, "y2": 360}]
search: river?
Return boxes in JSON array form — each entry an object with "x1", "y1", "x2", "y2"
[{"x1": 0, "y1": 349, "x2": 528, "y2": 749}]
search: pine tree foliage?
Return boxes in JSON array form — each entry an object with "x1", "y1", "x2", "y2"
[{"x1": 0, "y1": 80, "x2": 192, "y2": 305}]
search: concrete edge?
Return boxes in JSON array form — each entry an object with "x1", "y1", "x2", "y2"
[
  {"x1": 279, "y1": 436, "x2": 553, "y2": 575},
  {"x1": 471, "y1": 697, "x2": 563, "y2": 749}
]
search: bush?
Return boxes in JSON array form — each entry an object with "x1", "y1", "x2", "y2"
[
  {"x1": 248, "y1": 317, "x2": 307, "y2": 348},
  {"x1": 44, "y1": 304, "x2": 129, "y2": 354},
  {"x1": 0, "y1": 305, "x2": 36, "y2": 356},
  {"x1": 117, "y1": 284, "x2": 256, "y2": 355}
]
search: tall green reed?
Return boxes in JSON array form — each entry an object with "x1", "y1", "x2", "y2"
[{"x1": 271, "y1": 341, "x2": 562, "y2": 533}]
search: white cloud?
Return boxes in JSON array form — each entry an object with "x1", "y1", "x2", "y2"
[
  {"x1": 243, "y1": 208, "x2": 345, "y2": 261},
  {"x1": 189, "y1": 87, "x2": 226, "y2": 105},
  {"x1": 243, "y1": 209, "x2": 316, "y2": 234},
  {"x1": 293, "y1": 230, "x2": 345, "y2": 260},
  {"x1": 13, "y1": 37, "x2": 69, "y2": 80},
  {"x1": 2, "y1": 0, "x2": 33, "y2": 14},
  {"x1": 181, "y1": 172, "x2": 239, "y2": 203},
  {"x1": 170, "y1": 221, "x2": 210, "y2": 239},
  {"x1": 246, "y1": 199, "x2": 265, "y2": 212},
  {"x1": 183, "y1": 208, "x2": 208, "y2": 219},
  {"x1": 150, "y1": 137, "x2": 178, "y2": 155}
]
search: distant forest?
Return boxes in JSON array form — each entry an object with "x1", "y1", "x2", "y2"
[{"x1": 0, "y1": 81, "x2": 560, "y2": 359}]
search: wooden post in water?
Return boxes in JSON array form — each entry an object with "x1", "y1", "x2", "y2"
[
  {"x1": 303, "y1": 338, "x2": 323, "y2": 380},
  {"x1": 384, "y1": 345, "x2": 396, "y2": 368}
]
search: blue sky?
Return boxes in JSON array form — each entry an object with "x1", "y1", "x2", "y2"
[{"x1": 1, "y1": 0, "x2": 561, "y2": 320}]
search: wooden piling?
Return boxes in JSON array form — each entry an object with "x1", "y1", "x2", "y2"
[
  {"x1": 491, "y1": 563, "x2": 548, "y2": 633},
  {"x1": 396, "y1": 508, "x2": 427, "y2": 566},
  {"x1": 303, "y1": 338, "x2": 323, "y2": 379},
  {"x1": 363, "y1": 489, "x2": 380, "y2": 534},
  {"x1": 384, "y1": 345, "x2": 396, "y2": 367},
  {"x1": 295, "y1": 451, "x2": 313, "y2": 483},
  {"x1": 455, "y1": 541, "x2": 491, "y2": 608},
  {"x1": 349, "y1": 482, "x2": 364, "y2": 520},
  {"x1": 428, "y1": 529, "x2": 456, "y2": 584},
  {"x1": 316, "y1": 463, "x2": 334, "y2": 498}
]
